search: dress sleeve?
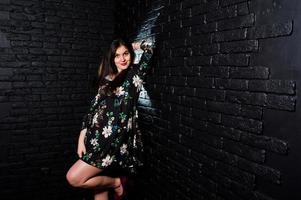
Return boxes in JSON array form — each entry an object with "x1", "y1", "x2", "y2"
[
  {"x1": 133, "y1": 50, "x2": 153, "y2": 80},
  {"x1": 129, "y1": 48, "x2": 153, "y2": 93},
  {"x1": 80, "y1": 96, "x2": 97, "y2": 130},
  {"x1": 80, "y1": 86, "x2": 104, "y2": 130},
  {"x1": 81, "y1": 114, "x2": 90, "y2": 130}
]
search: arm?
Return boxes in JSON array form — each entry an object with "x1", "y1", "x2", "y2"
[
  {"x1": 81, "y1": 92, "x2": 102, "y2": 130},
  {"x1": 77, "y1": 128, "x2": 87, "y2": 158},
  {"x1": 131, "y1": 40, "x2": 154, "y2": 80}
]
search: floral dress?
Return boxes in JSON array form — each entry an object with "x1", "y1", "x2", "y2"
[{"x1": 80, "y1": 50, "x2": 153, "y2": 174}]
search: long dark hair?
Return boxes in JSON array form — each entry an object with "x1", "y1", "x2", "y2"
[{"x1": 97, "y1": 38, "x2": 135, "y2": 92}]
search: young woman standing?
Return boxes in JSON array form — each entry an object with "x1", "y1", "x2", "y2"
[{"x1": 66, "y1": 38, "x2": 153, "y2": 200}]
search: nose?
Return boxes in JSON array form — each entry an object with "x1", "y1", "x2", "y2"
[{"x1": 121, "y1": 55, "x2": 126, "y2": 61}]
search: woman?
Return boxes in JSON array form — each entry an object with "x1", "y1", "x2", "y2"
[{"x1": 66, "y1": 38, "x2": 153, "y2": 200}]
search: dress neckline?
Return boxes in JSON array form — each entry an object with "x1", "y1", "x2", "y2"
[{"x1": 105, "y1": 75, "x2": 113, "y2": 81}]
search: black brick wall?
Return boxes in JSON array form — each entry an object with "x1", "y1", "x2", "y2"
[
  {"x1": 0, "y1": 0, "x2": 114, "y2": 199},
  {"x1": 115, "y1": 0, "x2": 301, "y2": 200},
  {"x1": 2, "y1": 0, "x2": 301, "y2": 199}
]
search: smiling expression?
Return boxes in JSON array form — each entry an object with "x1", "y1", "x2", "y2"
[{"x1": 114, "y1": 45, "x2": 131, "y2": 73}]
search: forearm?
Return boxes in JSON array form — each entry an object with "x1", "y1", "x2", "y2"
[
  {"x1": 78, "y1": 128, "x2": 87, "y2": 143},
  {"x1": 132, "y1": 40, "x2": 153, "y2": 53}
]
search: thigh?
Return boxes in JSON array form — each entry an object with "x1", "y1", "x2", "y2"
[{"x1": 67, "y1": 159, "x2": 103, "y2": 184}]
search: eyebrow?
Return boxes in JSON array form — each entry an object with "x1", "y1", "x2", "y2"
[{"x1": 115, "y1": 50, "x2": 129, "y2": 56}]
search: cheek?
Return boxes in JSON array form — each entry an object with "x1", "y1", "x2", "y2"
[
  {"x1": 126, "y1": 55, "x2": 131, "y2": 62},
  {"x1": 114, "y1": 57, "x2": 118, "y2": 65}
]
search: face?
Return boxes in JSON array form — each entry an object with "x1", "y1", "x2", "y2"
[{"x1": 114, "y1": 45, "x2": 131, "y2": 73}]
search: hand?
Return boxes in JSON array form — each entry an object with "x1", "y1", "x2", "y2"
[
  {"x1": 77, "y1": 141, "x2": 86, "y2": 158},
  {"x1": 140, "y1": 40, "x2": 153, "y2": 54},
  {"x1": 77, "y1": 128, "x2": 87, "y2": 158},
  {"x1": 132, "y1": 41, "x2": 142, "y2": 50}
]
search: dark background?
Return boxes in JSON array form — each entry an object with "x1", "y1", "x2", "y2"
[{"x1": 0, "y1": 0, "x2": 301, "y2": 200}]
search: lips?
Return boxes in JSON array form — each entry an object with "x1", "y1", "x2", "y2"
[{"x1": 120, "y1": 62, "x2": 127, "y2": 66}]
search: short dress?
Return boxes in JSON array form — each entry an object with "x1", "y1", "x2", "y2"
[{"x1": 80, "y1": 50, "x2": 153, "y2": 175}]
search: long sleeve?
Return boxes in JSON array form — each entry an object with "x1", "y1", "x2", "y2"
[
  {"x1": 135, "y1": 50, "x2": 153, "y2": 79},
  {"x1": 129, "y1": 49, "x2": 153, "y2": 93},
  {"x1": 81, "y1": 96, "x2": 97, "y2": 130},
  {"x1": 80, "y1": 86, "x2": 105, "y2": 130}
]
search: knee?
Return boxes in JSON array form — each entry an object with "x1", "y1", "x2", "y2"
[{"x1": 66, "y1": 170, "x2": 83, "y2": 187}]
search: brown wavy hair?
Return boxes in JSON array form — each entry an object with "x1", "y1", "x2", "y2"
[{"x1": 97, "y1": 38, "x2": 135, "y2": 93}]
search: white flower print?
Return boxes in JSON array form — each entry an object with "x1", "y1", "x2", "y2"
[
  {"x1": 127, "y1": 117, "x2": 132, "y2": 131},
  {"x1": 132, "y1": 75, "x2": 143, "y2": 91},
  {"x1": 102, "y1": 126, "x2": 112, "y2": 138},
  {"x1": 133, "y1": 134, "x2": 137, "y2": 147},
  {"x1": 115, "y1": 86, "x2": 125, "y2": 96},
  {"x1": 101, "y1": 155, "x2": 113, "y2": 167},
  {"x1": 120, "y1": 144, "x2": 128, "y2": 155},
  {"x1": 90, "y1": 138, "x2": 98, "y2": 146},
  {"x1": 92, "y1": 112, "x2": 99, "y2": 126}
]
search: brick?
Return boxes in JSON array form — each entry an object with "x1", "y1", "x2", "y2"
[
  {"x1": 192, "y1": 107, "x2": 221, "y2": 123},
  {"x1": 186, "y1": 55, "x2": 211, "y2": 66},
  {"x1": 181, "y1": 96, "x2": 206, "y2": 110},
  {"x1": 215, "y1": 175, "x2": 259, "y2": 199},
  {"x1": 216, "y1": 161, "x2": 255, "y2": 187},
  {"x1": 191, "y1": 1, "x2": 219, "y2": 15},
  {"x1": 174, "y1": 86, "x2": 194, "y2": 96},
  {"x1": 0, "y1": 0, "x2": 10, "y2": 4},
  {"x1": 220, "y1": 40, "x2": 258, "y2": 53},
  {"x1": 237, "y1": 158, "x2": 281, "y2": 184},
  {"x1": 248, "y1": 21, "x2": 293, "y2": 39},
  {"x1": 165, "y1": 76, "x2": 186, "y2": 86},
  {"x1": 164, "y1": 38, "x2": 186, "y2": 48},
  {"x1": 181, "y1": 115, "x2": 207, "y2": 131},
  {"x1": 0, "y1": 11, "x2": 9, "y2": 20},
  {"x1": 213, "y1": 28, "x2": 247, "y2": 42},
  {"x1": 182, "y1": 15, "x2": 204, "y2": 27},
  {"x1": 206, "y1": 5, "x2": 236, "y2": 23},
  {"x1": 237, "y1": 3, "x2": 249, "y2": 15},
  {"x1": 217, "y1": 14, "x2": 255, "y2": 31},
  {"x1": 187, "y1": 77, "x2": 214, "y2": 88},
  {"x1": 222, "y1": 114, "x2": 263, "y2": 134},
  {"x1": 195, "y1": 88, "x2": 225, "y2": 101},
  {"x1": 207, "y1": 101, "x2": 241, "y2": 115},
  {"x1": 220, "y1": 0, "x2": 249, "y2": 7},
  {"x1": 200, "y1": 67, "x2": 230, "y2": 78},
  {"x1": 241, "y1": 133, "x2": 288, "y2": 154},
  {"x1": 192, "y1": 43, "x2": 219, "y2": 56},
  {"x1": 191, "y1": 129, "x2": 223, "y2": 148},
  {"x1": 253, "y1": 191, "x2": 277, "y2": 200},
  {"x1": 249, "y1": 80, "x2": 295, "y2": 94},
  {"x1": 226, "y1": 91, "x2": 266, "y2": 106},
  {"x1": 206, "y1": 122, "x2": 241, "y2": 140},
  {"x1": 215, "y1": 78, "x2": 248, "y2": 90},
  {"x1": 266, "y1": 94, "x2": 296, "y2": 111},
  {"x1": 212, "y1": 54, "x2": 249, "y2": 66},
  {"x1": 230, "y1": 66, "x2": 270, "y2": 79},
  {"x1": 240, "y1": 105, "x2": 263, "y2": 119},
  {"x1": 172, "y1": 47, "x2": 191, "y2": 57},
  {"x1": 187, "y1": 34, "x2": 211, "y2": 45},
  {"x1": 191, "y1": 23, "x2": 217, "y2": 34},
  {"x1": 223, "y1": 138, "x2": 265, "y2": 162},
  {"x1": 0, "y1": 68, "x2": 13, "y2": 76}
]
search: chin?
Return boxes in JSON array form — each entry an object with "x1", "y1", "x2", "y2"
[{"x1": 118, "y1": 65, "x2": 130, "y2": 71}]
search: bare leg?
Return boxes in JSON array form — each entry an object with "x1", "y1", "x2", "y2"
[
  {"x1": 66, "y1": 159, "x2": 120, "y2": 190},
  {"x1": 94, "y1": 190, "x2": 109, "y2": 200}
]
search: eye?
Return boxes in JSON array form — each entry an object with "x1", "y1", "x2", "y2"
[
  {"x1": 124, "y1": 52, "x2": 129, "y2": 56},
  {"x1": 115, "y1": 54, "x2": 120, "y2": 58}
]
